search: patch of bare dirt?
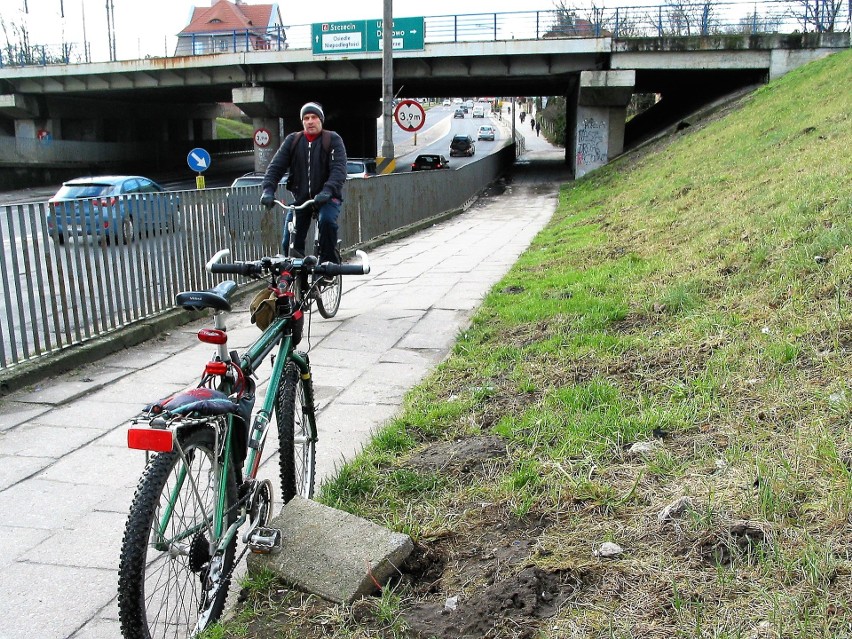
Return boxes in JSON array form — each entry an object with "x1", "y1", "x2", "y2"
[
  {"x1": 402, "y1": 566, "x2": 580, "y2": 639},
  {"x1": 405, "y1": 435, "x2": 507, "y2": 474}
]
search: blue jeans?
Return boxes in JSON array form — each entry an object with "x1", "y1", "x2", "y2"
[{"x1": 282, "y1": 199, "x2": 341, "y2": 262}]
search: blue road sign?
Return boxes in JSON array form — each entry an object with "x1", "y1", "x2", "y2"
[{"x1": 187, "y1": 147, "x2": 211, "y2": 172}]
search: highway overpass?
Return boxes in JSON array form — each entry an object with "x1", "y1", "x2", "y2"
[{"x1": 0, "y1": 7, "x2": 848, "y2": 184}]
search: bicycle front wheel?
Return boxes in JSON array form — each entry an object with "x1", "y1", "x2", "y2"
[
  {"x1": 276, "y1": 361, "x2": 317, "y2": 502},
  {"x1": 316, "y1": 274, "x2": 342, "y2": 318},
  {"x1": 118, "y1": 425, "x2": 238, "y2": 639}
]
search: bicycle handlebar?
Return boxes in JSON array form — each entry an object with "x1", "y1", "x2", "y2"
[
  {"x1": 316, "y1": 250, "x2": 371, "y2": 276},
  {"x1": 274, "y1": 199, "x2": 314, "y2": 212},
  {"x1": 206, "y1": 248, "x2": 370, "y2": 277}
]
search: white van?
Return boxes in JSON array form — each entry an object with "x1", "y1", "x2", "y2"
[{"x1": 472, "y1": 105, "x2": 485, "y2": 118}]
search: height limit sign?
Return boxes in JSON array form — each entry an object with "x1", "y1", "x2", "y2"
[{"x1": 394, "y1": 99, "x2": 425, "y2": 132}]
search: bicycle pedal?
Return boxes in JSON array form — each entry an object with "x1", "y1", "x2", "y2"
[{"x1": 247, "y1": 526, "x2": 281, "y2": 554}]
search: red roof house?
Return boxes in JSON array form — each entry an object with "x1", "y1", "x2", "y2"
[{"x1": 175, "y1": 0, "x2": 285, "y2": 56}]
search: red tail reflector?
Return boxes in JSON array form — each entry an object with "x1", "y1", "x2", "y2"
[
  {"x1": 198, "y1": 328, "x2": 227, "y2": 344},
  {"x1": 128, "y1": 428, "x2": 174, "y2": 452},
  {"x1": 205, "y1": 361, "x2": 228, "y2": 375}
]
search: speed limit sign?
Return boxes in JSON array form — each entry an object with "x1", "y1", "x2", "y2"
[
  {"x1": 254, "y1": 128, "x2": 271, "y2": 147},
  {"x1": 394, "y1": 100, "x2": 426, "y2": 132}
]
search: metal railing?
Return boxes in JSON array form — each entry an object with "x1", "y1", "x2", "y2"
[
  {"x1": 2, "y1": 0, "x2": 848, "y2": 67},
  {"x1": 0, "y1": 145, "x2": 515, "y2": 371}
]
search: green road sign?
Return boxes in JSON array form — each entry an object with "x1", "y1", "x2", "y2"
[
  {"x1": 366, "y1": 17, "x2": 425, "y2": 52},
  {"x1": 312, "y1": 17, "x2": 424, "y2": 55},
  {"x1": 312, "y1": 21, "x2": 366, "y2": 54}
]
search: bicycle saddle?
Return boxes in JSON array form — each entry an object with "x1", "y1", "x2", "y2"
[{"x1": 175, "y1": 280, "x2": 238, "y2": 312}]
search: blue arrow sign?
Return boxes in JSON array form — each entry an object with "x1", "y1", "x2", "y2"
[{"x1": 187, "y1": 147, "x2": 211, "y2": 172}]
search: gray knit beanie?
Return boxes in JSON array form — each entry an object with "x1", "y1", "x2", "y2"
[{"x1": 300, "y1": 102, "x2": 325, "y2": 122}]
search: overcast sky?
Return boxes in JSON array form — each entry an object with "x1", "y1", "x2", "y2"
[{"x1": 7, "y1": 0, "x2": 569, "y2": 62}]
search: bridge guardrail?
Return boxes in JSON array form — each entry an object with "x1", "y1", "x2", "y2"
[{"x1": 0, "y1": 145, "x2": 515, "y2": 379}]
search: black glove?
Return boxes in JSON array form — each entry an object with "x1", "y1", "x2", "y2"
[
  {"x1": 313, "y1": 191, "x2": 331, "y2": 207},
  {"x1": 260, "y1": 190, "x2": 275, "y2": 210}
]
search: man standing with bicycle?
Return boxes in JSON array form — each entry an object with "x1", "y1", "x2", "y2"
[{"x1": 260, "y1": 102, "x2": 347, "y2": 264}]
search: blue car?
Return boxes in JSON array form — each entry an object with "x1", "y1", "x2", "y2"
[{"x1": 47, "y1": 175, "x2": 179, "y2": 244}]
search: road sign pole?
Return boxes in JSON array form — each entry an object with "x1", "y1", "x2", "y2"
[{"x1": 380, "y1": 0, "x2": 394, "y2": 161}]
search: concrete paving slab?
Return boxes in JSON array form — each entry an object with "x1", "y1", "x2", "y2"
[
  {"x1": 378, "y1": 346, "x2": 447, "y2": 367},
  {"x1": 0, "y1": 423, "x2": 104, "y2": 458},
  {"x1": 0, "y1": 479, "x2": 119, "y2": 530},
  {"x1": 0, "y1": 454, "x2": 54, "y2": 490},
  {"x1": 13, "y1": 365, "x2": 132, "y2": 406},
  {"x1": 397, "y1": 308, "x2": 473, "y2": 350},
  {"x1": 314, "y1": 403, "x2": 400, "y2": 482},
  {"x1": 247, "y1": 496, "x2": 413, "y2": 604},
  {"x1": 0, "y1": 563, "x2": 117, "y2": 639},
  {"x1": 0, "y1": 402, "x2": 52, "y2": 432},
  {"x1": 335, "y1": 362, "x2": 432, "y2": 406},
  {"x1": 88, "y1": 423, "x2": 135, "y2": 449},
  {"x1": 316, "y1": 322, "x2": 410, "y2": 354},
  {"x1": 388, "y1": 283, "x2": 463, "y2": 311},
  {"x1": 27, "y1": 396, "x2": 146, "y2": 430},
  {"x1": 21, "y1": 510, "x2": 127, "y2": 570},
  {"x1": 36, "y1": 443, "x2": 140, "y2": 488},
  {"x1": 0, "y1": 525, "x2": 52, "y2": 569},
  {"x1": 72, "y1": 615, "x2": 122, "y2": 639}
]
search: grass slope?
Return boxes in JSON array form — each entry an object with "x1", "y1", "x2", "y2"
[
  {"x1": 214, "y1": 49, "x2": 852, "y2": 639},
  {"x1": 216, "y1": 117, "x2": 254, "y2": 139}
]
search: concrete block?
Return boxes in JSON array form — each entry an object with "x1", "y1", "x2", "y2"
[{"x1": 247, "y1": 496, "x2": 413, "y2": 604}]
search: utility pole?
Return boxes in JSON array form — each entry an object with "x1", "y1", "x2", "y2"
[
  {"x1": 380, "y1": 0, "x2": 394, "y2": 162},
  {"x1": 82, "y1": 0, "x2": 89, "y2": 62},
  {"x1": 105, "y1": 0, "x2": 116, "y2": 61}
]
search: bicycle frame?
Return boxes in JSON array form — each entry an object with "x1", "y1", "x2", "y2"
[{"x1": 158, "y1": 311, "x2": 318, "y2": 556}]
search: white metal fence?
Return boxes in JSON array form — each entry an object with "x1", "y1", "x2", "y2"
[{"x1": 0, "y1": 145, "x2": 515, "y2": 372}]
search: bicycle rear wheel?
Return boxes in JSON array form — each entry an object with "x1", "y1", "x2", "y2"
[
  {"x1": 315, "y1": 274, "x2": 342, "y2": 318},
  {"x1": 118, "y1": 426, "x2": 238, "y2": 639},
  {"x1": 276, "y1": 361, "x2": 316, "y2": 502}
]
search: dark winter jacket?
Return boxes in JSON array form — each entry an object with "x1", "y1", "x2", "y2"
[{"x1": 261, "y1": 129, "x2": 347, "y2": 204}]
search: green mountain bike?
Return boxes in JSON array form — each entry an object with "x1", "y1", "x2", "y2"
[{"x1": 117, "y1": 245, "x2": 370, "y2": 639}]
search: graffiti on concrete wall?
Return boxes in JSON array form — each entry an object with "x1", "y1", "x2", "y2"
[{"x1": 576, "y1": 117, "x2": 608, "y2": 176}]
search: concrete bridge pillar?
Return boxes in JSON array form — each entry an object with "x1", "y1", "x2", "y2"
[
  {"x1": 572, "y1": 70, "x2": 635, "y2": 179},
  {"x1": 233, "y1": 87, "x2": 285, "y2": 172}
]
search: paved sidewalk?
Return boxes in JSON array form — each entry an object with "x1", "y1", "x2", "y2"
[{"x1": 0, "y1": 134, "x2": 569, "y2": 639}]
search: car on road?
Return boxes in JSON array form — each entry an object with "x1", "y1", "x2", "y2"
[
  {"x1": 442, "y1": 99, "x2": 451, "y2": 106},
  {"x1": 454, "y1": 108, "x2": 465, "y2": 119},
  {"x1": 410, "y1": 154, "x2": 450, "y2": 171},
  {"x1": 46, "y1": 175, "x2": 178, "y2": 244},
  {"x1": 449, "y1": 134, "x2": 476, "y2": 157},
  {"x1": 229, "y1": 171, "x2": 290, "y2": 190},
  {"x1": 472, "y1": 105, "x2": 485, "y2": 118},
  {"x1": 477, "y1": 125, "x2": 496, "y2": 141},
  {"x1": 230, "y1": 172, "x2": 266, "y2": 188},
  {"x1": 346, "y1": 158, "x2": 378, "y2": 179}
]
